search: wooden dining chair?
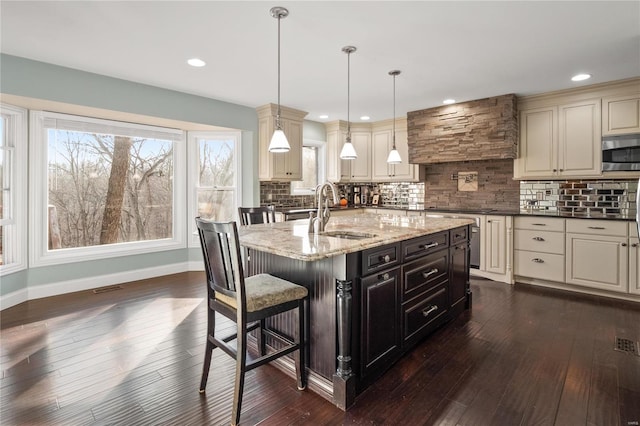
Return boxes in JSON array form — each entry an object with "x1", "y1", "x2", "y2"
[
  {"x1": 237, "y1": 205, "x2": 276, "y2": 226},
  {"x1": 195, "y1": 217, "x2": 307, "y2": 426}
]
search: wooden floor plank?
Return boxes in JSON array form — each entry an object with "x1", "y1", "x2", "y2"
[{"x1": 1, "y1": 274, "x2": 639, "y2": 425}]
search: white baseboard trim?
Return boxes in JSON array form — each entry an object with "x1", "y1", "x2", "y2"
[
  {"x1": 0, "y1": 262, "x2": 200, "y2": 311},
  {"x1": 0, "y1": 288, "x2": 29, "y2": 311}
]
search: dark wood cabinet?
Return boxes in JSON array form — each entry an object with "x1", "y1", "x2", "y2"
[
  {"x1": 359, "y1": 267, "x2": 401, "y2": 380},
  {"x1": 450, "y1": 236, "x2": 470, "y2": 317},
  {"x1": 358, "y1": 225, "x2": 471, "y2": 383}
]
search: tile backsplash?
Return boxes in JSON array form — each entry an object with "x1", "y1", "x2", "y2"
[{"x1": 520, "y1": 179, "x2": 638, "y2": 215}]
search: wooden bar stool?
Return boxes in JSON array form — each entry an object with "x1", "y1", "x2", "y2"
[
  {"x1": 237, "y1": 206, "x2": 276, "y2": 226},
  {"x1": 195, "y1": 217, "x2": 307, "y2": 425}
]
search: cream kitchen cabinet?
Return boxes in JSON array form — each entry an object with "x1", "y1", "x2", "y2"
[
  {"x1": 483, "y1": 215, "x2": 508, "y2": 275},
  {"x1": 565, "y1": 219, "x2": 628, "y2": 293},
  {"x1": 340, "y1": 129, "x2": 372, "y2": 182},
  {"x1": 602, "y1": 94, "x2": 640, "y2": 136},
  {"x1": 514, "y1": 217, "x2": 565, "y2": 283},
  {"x1": 371, "y1": 119, "x2": 419, "y2": 182},
  {"x1": 325, "y1": 121, "x2": 371, "y2": 183},
  {"x1": 628, "y1": 222, "x2": 640, "y2": 295},
  {"x1": 257, "y1": 104, "x2": 308, "y2": 181},
  {"x1": 514, "y1": 99, "x2": 601, "y2": 179}
]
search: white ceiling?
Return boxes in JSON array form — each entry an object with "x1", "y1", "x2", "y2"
[{"x1": 2, "y1": 1, "x2": 639, "y2": 124}]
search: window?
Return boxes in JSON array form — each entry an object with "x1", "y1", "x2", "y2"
[
  {"x1": 30, "y1": 111, "x2": 186, "y2": 266},
  {"x1": 0, "y1": 104, "x2": 27, "y2": 275},
  {"x1": 291, "y1": 139, "x2": 325, "y2": 195},
  {"x1": 188, "y1": 131, "x2": 242, "y2": 246}
]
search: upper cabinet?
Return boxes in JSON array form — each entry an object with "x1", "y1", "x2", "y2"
[
  {"x1": 514, "y1": 99, "x2": 601, "y2": 179},
  {"x1": 514, "y1": 78, "x2": 640, "y2": 180},
  {"x1": 602, "y1": 94, "x2": 640, "y2": 136},
  {"x1": 257, "y1": 104, "x2": 308, "y2": 181},
  {"x1": 340, "y1": 127, "x2": 372, "y2": 182},
  {"x1": 326, "y1": 119, "x2": 419, "y2": 183},
  {"x1": 325, "y1": 120, "x2": 371, "y2": 182},
  {"x1": 372, "y1": 119, "x2": 420, "y2": 182}
]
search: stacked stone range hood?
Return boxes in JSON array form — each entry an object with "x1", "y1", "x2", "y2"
[{"x1": 407, "y1": 94, "x2": 518, "y2": 164}]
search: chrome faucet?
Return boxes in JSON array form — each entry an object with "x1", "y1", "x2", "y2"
[{"x1": 308, "y1": 181, "x2": 339, "y2": 234}]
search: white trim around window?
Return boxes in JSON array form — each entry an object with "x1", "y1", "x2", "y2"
[
  {"x1": 29, "y1": 111, "x2": 187, "y2": 267},
  {"x1": 187, "y1": 131, "x2": 242, "y2": 248},
  {"x1": 0, "y1": 103, "x2": 28, "y2": 275},
  {"x1": 291, "y1": 138, "x2": 326, "y2": 196}
]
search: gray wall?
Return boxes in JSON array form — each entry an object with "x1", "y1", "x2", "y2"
[{"x1": 0, "y1": 54, "x2": 260, "y2": 299}]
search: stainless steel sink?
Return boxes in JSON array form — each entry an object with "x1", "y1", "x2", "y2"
[{"x1": 320, "y1": 231, "x2": 378, "y2": 240}]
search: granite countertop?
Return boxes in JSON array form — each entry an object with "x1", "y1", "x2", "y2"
[{"x1": 238, "y1": 213, "x2": 474, "y2": 262}]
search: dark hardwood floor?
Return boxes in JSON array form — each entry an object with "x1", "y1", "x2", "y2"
[{"x1": 2, "y1": 272, "x2": 639, "y2": 425}]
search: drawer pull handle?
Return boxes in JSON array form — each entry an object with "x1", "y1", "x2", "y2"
[
  {"x1": 422, "y1": 268, "x2": 439, "y2": 279},
  {"x1": 532, "y1": 258, "x2": 544, "y2": 263},
  {"x1": 532, "y1": 236, "x2": 545, "y2": 241},
  {"x1": 420, "y1": 242, "x2": 439, "y2": 250},
  {"x1": 588, "y1": 226, "x2": 606, "y2": 230},
  {"x1": 531, "y1": 223, "x2": 546, "y2": 226},
  {"x1": 379, "y1": 254, "x2": 391, "y2": 263},
  {"x1": 380, "y1": 273, "x2": 390, "y2": 281},
  {"x1": 422, "y1": 305, "x2": 439, "y2": 317}
]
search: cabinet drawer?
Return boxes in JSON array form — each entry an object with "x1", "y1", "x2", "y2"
[
  {"x1": 362, "y1": 243, "x2": 400, "y2": 275},
  {"x1": 402, "y1": 231, "x2": 448, "y2": 262},
  {"x1": 402, "y1": 286, "x2": 448, "y2": 346},
  {"x1": 450, "y1": 226, "x2": 469, "y2": 245},
  {"x1": 402, "y1": 251, "x2": 448, "y2": 301},
  {"x1": 514, "y1": 216, "x2": 565, "y2": 232},
  {"x1": 514, "y1": 250, "x2": 565, "y2": 282},
  {"x1": 514, "y1": 229, "x2": 565, "y2": 254},
  {"x1": 566, "y1": 219, "x2": 627, "y2": 237}
]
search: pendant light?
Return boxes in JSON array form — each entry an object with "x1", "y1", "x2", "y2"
[
  {"x1": 268, "y1": 6, "x2": 290, "y2": 153},
  {"x1": 340, "y1": 46, "x2": 358, "y2": 160},
  {"x1": 386, "y1": 70, "x2": 402, "y2": 164}
]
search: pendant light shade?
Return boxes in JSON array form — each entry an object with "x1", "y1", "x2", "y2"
[
  {"x1": 387, "y1": 70, "x2": 402, "y2": 164},
  {"x1": 340, "y1": 46, "x2": 358, "y2": 160},
  {"x1": 268, "y1": 7, "x2": 290, "y2": 153}
]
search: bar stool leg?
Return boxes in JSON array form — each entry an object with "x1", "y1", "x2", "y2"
[{"x1": 296, "y1": 299, "x2": 306, "y2": 391}]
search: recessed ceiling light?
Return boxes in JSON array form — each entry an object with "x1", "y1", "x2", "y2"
[
  {"x1": 443, "y1": 99, "x2": 456, "y2": 105},
  {"x1": 187, "y1": 58, "x2": 206, "y2": 67},
  {"x1": 319, "y1": 114, "x2": 329, "y2": 119},
  {"x1": 571, "y1": 73, "x2": 591, "y2": 82},
  {"x1": 360, "y1": 116, "x2": 370, "y2": 121}
]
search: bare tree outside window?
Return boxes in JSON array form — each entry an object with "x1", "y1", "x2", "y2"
[
  {"x1": 47, "y1": 129, "x2": 173, "y2": 249},
  {"x1": 197, "y1": 137, "x2": 236, "y2": 221}
]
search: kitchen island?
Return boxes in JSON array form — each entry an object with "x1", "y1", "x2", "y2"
[{"x1": 238, "y1": 213, "x2": 474, "y2": 409}]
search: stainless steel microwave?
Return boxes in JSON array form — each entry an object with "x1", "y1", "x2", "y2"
[{"x1": 602, "y1": 134, "x2": 640, "y2": 171}]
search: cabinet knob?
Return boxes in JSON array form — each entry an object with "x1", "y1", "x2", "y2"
[
  {"x1": 622, "y1": 243, "x2": 628, "y2": 247},
  {"x1": 379, "y1": 254, "x2": 391, "y2": 263},
  {"x1": 380, "y1": 273, "x2": 390, "y2": 281},
  {"x1": 532, "y1": 258, "x2": 545, "y2": 263},
  {"x1": 553, "y1": 169, "x2": 557, "y2": 172},
  {"x1": 559, "y1": 169, "x2": 564, "y2": 172},
  {"x1": 422, "y1": 268, "x2": 439, "y2": 279},
  {"x1": 487, "y1": 220, "x2": 492, "y2": 223},
  {"x1": 633, "y1": 243, "x2": 639, "y2": 248},
  {"x1": 533, "y1": 236, "x2": 545, "y2": 241},
  {"x1": 422, "y1": 305, "x2": 439, "y2": 317}
]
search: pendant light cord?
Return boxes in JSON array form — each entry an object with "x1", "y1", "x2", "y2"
[
  {"x1": 392, "y1": 72, "x2": 396, "y2": 149},
  {"x1": 276, "y1": 13, "x2": 282, "y2": 130},
  {"x1": 347, "y1": 49, "x2": 351, "y2": 142}
]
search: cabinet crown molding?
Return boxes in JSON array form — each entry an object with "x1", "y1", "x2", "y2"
[{"x1": 256, "y1": 103, "x2": 308, "y2": 121}]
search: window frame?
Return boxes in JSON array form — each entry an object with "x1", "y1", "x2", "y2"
[
  {"x1": 0, "y1": 103, "x2": 28, "y2": 275},
  {"x1": 291, "y1": 138, "x2": 326, "y2": 195},
  {"x1": 29, "y1": 110, "x2": 187, "y2": 267},
  {"x1": 187, "y1": 131, "x2": 242, "y2": 248}
]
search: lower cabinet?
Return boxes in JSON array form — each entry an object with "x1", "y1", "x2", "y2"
[
  {"x1": 358, "y1": 226, "x2": 470, "y2": 381},
  {"x1": 629, "y1": 237, "x2": 640, "y2": 295},
  {"x1": 360, "y1": 267, "x2": 402, "y2": 377}
]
